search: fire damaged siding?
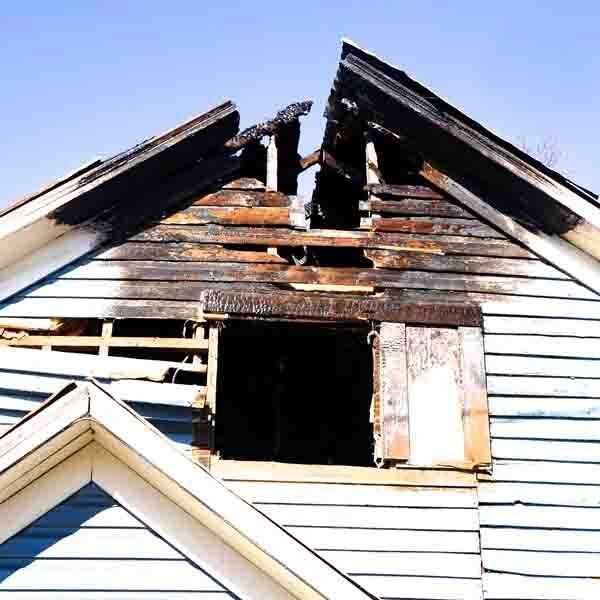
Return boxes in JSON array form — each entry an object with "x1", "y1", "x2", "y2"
[{"x1": 0, "y1": 483, "x2": 237, "y2": 597}]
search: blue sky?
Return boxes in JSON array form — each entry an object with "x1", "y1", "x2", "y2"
[{"x1": 1, "y1": 1, "x2": 598, "y2": 207}]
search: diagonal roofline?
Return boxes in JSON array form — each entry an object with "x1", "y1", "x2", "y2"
[{"x1": 0, "y1": 380, "x2": 377, "y2": 600}]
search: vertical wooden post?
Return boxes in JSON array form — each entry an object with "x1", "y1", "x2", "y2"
[
  {"x1": 362, "y1": 134, "x2": 381, "y2": 229},
  {"x1": 266, "y1": 135, "x2": 278, "y2": 191},
  {"x1": 206, "y1": 325, "x2": 220, "y2": 415},
  {"x1": 99, "y1": 320, "x2": 114, "y2": 357}
]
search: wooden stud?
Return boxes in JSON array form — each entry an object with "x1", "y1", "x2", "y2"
[
  {"x1": 0, "y1": 336, "x2": 210, "y2": 350},
  {"x1": 99, "y1": 319, "x2": 114, "y2": 356},
  {"x1": 266, "y1": 135, "x2": 278, "y2": 191}
]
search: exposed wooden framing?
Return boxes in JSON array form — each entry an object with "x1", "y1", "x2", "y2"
[
  {"x1": 191, "y1": 323, "x2": 206, "y2": 371},
  {"x1": 299, "y1": 149, "x2": 320, "y2": 171},
  {"x1": 420, "y1": 162, "x2": 600, "y2": 295},
  {"x1": 206, "y1": 325, "x2": 220, "y2": 416},
  {"x1": 266, "y1": 135, "x2": 278, "y2": 191},
  {"x1": 224, "y1": 100, "x2": 312, "y2": 151},
  {"x1": 0, "y1": 335, "x2": 209, "y2": 350},
  {"x1": 321, "y1": 150, "x2": 362, "y2": 184},
  {"x1": 99, "y1": 319, "x2": 114, "y2": 356},
  {"x1": 365, "y1": 135, "x2": 380, "y2": 186}
]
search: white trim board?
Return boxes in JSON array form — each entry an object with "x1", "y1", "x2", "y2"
[{"x1": 0, "y1": 381, "x2": 375, "y2": 600}]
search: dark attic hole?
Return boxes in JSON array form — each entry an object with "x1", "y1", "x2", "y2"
[{"x1": 215, "y1": 321, "x2": 374, "y2": 467}]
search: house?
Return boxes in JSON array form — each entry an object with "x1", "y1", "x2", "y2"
[{"x1": 0, "y1": 39, "x2": 599, "y2": 599}]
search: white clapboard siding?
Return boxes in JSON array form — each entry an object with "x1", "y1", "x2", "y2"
[
  {"x1": 481, "y1": 460, "x2": 600, "y2": 485},
  {"x1": 483, "y1": 316, "x2": 600, "y2": 337},
  {"x1": 0, "y1": 560, "x2": 224, "y2": 591},
  {"x1": 484, "y1": 334, "x2": 600, "y2": 358},
  {"x1": 0, "y1": 484, "x2": 235, "y2": 596},
  {"x1": 319, "y1": 550, "x2": 481, "y2": 578},
  {"x1": 352, "y1": 575, "x2": 482, "y2": 600},
  {"x1": 256, "y1": 503, "x2": 479, "y2": 531},
  {"x1": 487, "y1": 376, "x2": 600, "y2": 397},
  {"x1": 482, "y1": 549, "x2": 600, "y2": 577},
  {"x1": 481, "y1": 527, "x2": 600, "y2": 552},
  {"x1": 486, "y1": 354, "x2": 600, "y2": 378},
  {"x1": 479, "y1": 504, "x2": 600, "y2": 529},
  {"x1": 0, "y1": 594, "x2": 229, "y2": 599},
  {"x1": 478, "y1": 481, "x2": 600, "y2": 507},
  {"x1": 226, "y1": 479, "x2": 481, "y2": 597},
  {"x1": 483, "y1": 573, "x2": 600, "y2": 600},
  {"x1": 225, "y1": 481, "x2": 477, "y2": 507},
  {"x1": 490, "y1": 417, "x2": 600, "y2": 441},
  {"x1": 287, "y1": 526, "x2": 480, "y2": 553},
  {"x1": 492, "y1": 438, "x2": 600, "y2": 462},
  {"x1": 488, "y1": 396, "x2": 600, "y2": 418}
]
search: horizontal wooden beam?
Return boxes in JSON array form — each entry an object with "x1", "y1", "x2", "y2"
[
  {"x1": 365, "y1": 184, "x2": 444, "y2": 200},
  {"x1": 370, "y1": 216, "x2": 502, "y2": 238},
  {"x1": 365, "y1": 249, "x2": 567, "y2": 279},
  {"x1": 96, "y1": 243, "x2": 288, "y2": 264},
  {"x1": 0, "y1": 336, "x2": 209, "y2": 350},
  {"x1": 193, "y1": 189, "x2": 289, "y2": 208},
  {"x1": 162, "y1": 206, "x2": 292, "y2": 227},
  {"x1": 201, "y1": 289, "x2": 481, "y2": 326},
  {"x1": 360, "y1": 198, "x2": 471, "y2": 218},
  {"x1": 133, "y1": 225, "x2": 534, "y2": 257}
]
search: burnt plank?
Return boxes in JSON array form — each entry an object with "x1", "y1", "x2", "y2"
[
  {"x1": 133, "y1": 225, "x2": 533, "y2": 258},
  {"x1": 378, "y1": 322, "x2": 410, "y2": 461},
  {"x1": 95, "y1": 243, "x2": 288, "y2": 263},
  {"x1": 365, "y1": 249, "x2": 567, "y2": 279},
  {"x1": 366, "y1": 184, "x2": 444, "y2": 200},
  {"x1": 192, "y1": 189, "x2": 290, "y2": 208},
  {"x1": 371, "y1": 217, "x2": 504, "y2": 238},
  {"x1": 459, "y1": 327, "x2": 491, "y2": 467},
  {"x1": 161, "y1": 206, "x2": 291, "y2": 227},
  {"x1": 201, "y1": 289, "x2": 481, "y2": 326},
  {"x1": 360, "y1": 198, "x2": 472, "y2": 218},
  {"x1": 57, "y1": 261, "x2": 594, "y2": 299},
  {"x1": 222, "y1": 177, "x2": 265, "y2": 191},
  {"x1": 21, "y1": 279, "x2": 278, "y2": 301}
]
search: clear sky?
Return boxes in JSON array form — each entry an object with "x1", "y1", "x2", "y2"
[{"x1": 1, "y1": 1, "x2": 598, "y2": 208}]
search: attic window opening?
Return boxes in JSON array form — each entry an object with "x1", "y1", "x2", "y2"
[{"x1": 215, "y1": 321, "x2": 373, "y2": 467}]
